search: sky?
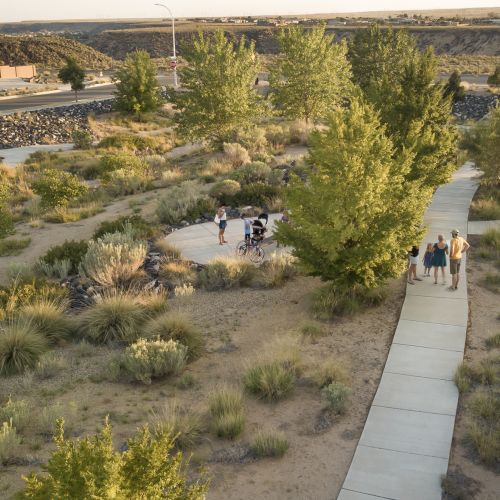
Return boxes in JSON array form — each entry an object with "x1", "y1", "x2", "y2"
[{"x1": 1, "y1": 0, "x2": 499, "y2": 23}]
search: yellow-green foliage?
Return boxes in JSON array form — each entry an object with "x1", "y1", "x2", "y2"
[
  {"x1": 0, "y1": 420, "x2": 20, "y2": 464},
  {"x1": 209, "y1": 385, "x2": 245, "y2": 439},
  {"x1": 18, "y1": 419, "x2": 209, "y2": 499}
]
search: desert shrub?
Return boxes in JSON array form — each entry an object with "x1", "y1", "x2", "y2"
[
  {"x1": 160, "y1": 167, "x2": 184, "y2": 185},
  {"x1": 251, "y1": 430, "x2": 289, "y2": 458},
  {"x1": 0, "y1": 420, "x2": 20, "y2": 464},
  {"x1": 0, "y1": 321, "x2": 48, "y2": 375},
  {"x1": 159, "y1": 260, "x2": 197, "y2": 287},
  {"x1": 150, "y1": 400, "x2": 203, "y2": 449},
  {"x1": 104, "y1": 171, "x2": 152, "y2": 196},
  {"x1": 93, "y1": 215, "x2": 159, "y2": 240},
  {"x1": 0, "y1": 396, "x2": 31, "y2": 432},
  {"x1": 18, "y1": 419, "x2": 208, "y2": 499},
  {"x1": 37, "y1": 258, "x2": 72, "y2": 280},
  {"x1": 17, "y1": 300, "x2": 72, "y2": 344},
  {"x1": 153, "y1": 239, "x2": 182, "y2": 259},
  {"x1": 134, "y1": 290, "x2": 169, "y2": 316},
  {"x1": 264, "y1": 123, "x2": 290, "y2": 147},
  {"x1": 321, "y1": 382, "x2": 351, "y2": 414},
  {"x1": 223, "y1": 143, "x2": 251, "y2": 167},
  {"x1": 34, "y1": 352, "x2": 68, "y2": 380},
  {"x1": 313, "y1": 360, "x2": 349, "y2": 387},
  {"x1": 42, "y1": 240, "x2": 88, "y2": 274},
  {"x1": 465, "y1": 420, "x2": 500, "y2": 466},
  {"x1": 209, "y1": 385, "x2": 245, "y2": 439},
  {"x1": 289, "y1": 119, "x2": 312, "y2": 145},
  {"x1": 209, "y1": 179, "x2": 241, "y2": 204},
  {"x1": 174, "y1": 284, "x2": 195, "y2": 299},
  {"x1": 202, "y1": 158, "x2": 233, "y2": 177},
  {"x1": 230, "y1": 183, "x2": 282, "y2": 207},
  {"x1": 37, "y1": 401, "x2": 78, "y2": 436},
  {"x1": 244, "y1": 361, "x2": 296, "y2": 402},
  {"x1": 80, "y1": 231, "x2": 147, "y2": 287},
  {"x1": 454, "y1": 359, "x2": 499, "y2": 393},
  {"x1": 233, "y1": 126, "x2": 268, "y2": 153},
  {"x1": 255, "y1": 253, "x2": 297, "y2": 288},
  {"x1": 144, "y1": 312, "x2": 204, "y2": 361},
  {"x1": 470, "y1": 199, "x2": 500, "y2": 221},
  {"x1": 0, "y1": 205, "x2": 14, "y2": 238},
  {"x1": 156, "y1": 181, "x2": 213, "y2": 225},
  {"x1": 77, "y1": 293, "x2": 147, "y2": 344},
  {"x1": 481, "y1": 272, "x2": 500, "y2": 293},
  {"x1": 120, "y1": 338, "x2": 187, "y2": 384},
  {"x1": 176, "y1": 372, "x2": 196, "y2": 389},
  {"x1": 300, "y1": 322, "x2": 327, "y2": 340},
  {"x1": 481, "y1": 228, "x2": 500, "y2": 252},
  {"x1": 72, "y1": 129, "x2": 93, "y2": 149},
  {"x1": 98, "y1": 134, "x2": 157, "y2": 152},
  {"x1": 230, "y1": 161, "x2": 272, "y2": 185},
  {"x1": 486, "y1": 333, "x2": 500, "y2": 349},
  {"x1": 0, "y1": 237, "x2": 31, "y2": 257},
  {"x1": 32, "y1": 169, "x2": 88, "y2": 209},
  {"x1": 312, "y1": 284, "x2": 387, "y2": 320},
  {"x1": 98, "y1": 153, "x2": 148, "y2": 181},
  {"x1": 198, "y1": 257, "x2": 255, "y2": 291}
]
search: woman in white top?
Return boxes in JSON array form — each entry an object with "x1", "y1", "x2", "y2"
[{"x1": 214, "y1": 206, "x2": 228, "y2": 245}]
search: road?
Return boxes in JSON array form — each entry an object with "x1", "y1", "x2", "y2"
[{"x1": 0, "y1": 75, "x2": 174, "y2": 114}]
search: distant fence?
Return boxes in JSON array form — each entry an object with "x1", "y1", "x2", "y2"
[{"x1": 0, "y1": 65, "x2": 37, "y2": 79}]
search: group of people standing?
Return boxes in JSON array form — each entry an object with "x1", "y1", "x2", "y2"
[{"x1": 408, "y1": 229, "x2": 470, "y2": 291}]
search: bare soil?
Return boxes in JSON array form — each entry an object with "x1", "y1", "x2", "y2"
[
  {"x1": 0, "y1": 275, "x2": 406, "y2": 499},
  {"x1": 446, "y1": 238, "x2": 500, "y2": 500}
]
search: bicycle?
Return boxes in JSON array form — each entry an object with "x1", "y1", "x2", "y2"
[{"x1": 236, "y1": 238, "x2": 265, "y2": 263}]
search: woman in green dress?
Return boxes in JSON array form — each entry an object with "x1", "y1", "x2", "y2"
[{"x1": 431, "y1": 234, "x2": 449, "y2": 285}]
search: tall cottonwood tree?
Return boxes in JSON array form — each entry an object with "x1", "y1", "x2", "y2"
[
  {"x1": 275, "y1": 98, "x2": 428, "y2": 288},
  {"x1": 114, "y1": 50, "x2": 161, "y2": 115},
  {"x1": 173, "y1": 30, "x2": 260, "y2": 145},
  {"x1": 348, "y1": 25, "x2": 457, "y2": 188},
  {"x1": 58, "y1": 57, "x2": 85, "y2": 102},
  {"x1": 269, "y1": 24, "x2": 352, "y2": 122}
]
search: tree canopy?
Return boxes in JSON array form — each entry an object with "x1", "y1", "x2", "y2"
[
  {"x1": 269, "y1": 24, "x2": 352, "y2": 122},
  {"x1": 58, "y1": 57, "x2": 85, "y2": 102}
]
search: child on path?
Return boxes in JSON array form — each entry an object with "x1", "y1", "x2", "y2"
[
  {"x1": 408, "y1": 246, "x2": 422, "y2": 285},
  {"x1": 241, "y1": 214, "x2": 252, "y2": 242},
  {"x1": 423, "y1": 243, "x2": 434, "y2": 277}
]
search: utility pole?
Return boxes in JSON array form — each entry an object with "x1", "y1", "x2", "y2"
[{"x1": 154, "y1": 3, "x2": 178, "y2": 88}]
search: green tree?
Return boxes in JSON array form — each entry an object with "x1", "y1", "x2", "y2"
[
  {"x1": 275, "y1": 98, "x2": 427, "y2": 288},
  {"x1": 58, "y1": 57, "x2": 85, "y2": 102},
  {"x1": 443, "y1": 70, "x2": 465, "y2": 101},
  {"x1": 114, "y1": 50, "x2": 162, "y2": 115},
  {"x1": 18, "y1": 419, "x2": 209, "y2": 499},
  {"x1": 173, "y1": 30, "x2": 260, "y2": 145},
  {"x1": 348, "y1": 24, "x2": 457, "y2": 188},
  {"x1": 487, "y1": 65, "x2": 500, "y2": 86},
  {"x1": 32, "y1": 169, "x2": 88, "y2": 209},
  {"x1": 269, "y1": 24, "x2": 352, "y2": 122}
]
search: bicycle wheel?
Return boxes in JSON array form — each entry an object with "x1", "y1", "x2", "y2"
[
  {"x1": 250, "y1": 246, "x2": 265, "y2": 264},
  {"x1": 236, "y1": 241, "x2": 248, "y2": 257}
]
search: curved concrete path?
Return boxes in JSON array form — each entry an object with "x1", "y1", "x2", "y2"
[
  {"x1": 338, "y1": 162, "x2": 479, "y2": 500},
  {"x1": 165, "y1": 213, "x2": 287, "y2": 263}
]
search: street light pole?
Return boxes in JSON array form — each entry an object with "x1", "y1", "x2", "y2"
[{"x1": 154, "y1": 3, "x2": 177, "y2": 88}]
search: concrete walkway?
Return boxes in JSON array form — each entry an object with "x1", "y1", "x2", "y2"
[
  {"x1": 338, "y1": 162, "x2": 479, "y2": 500},
  {"x1": 165, "y1": 213, "x2": 285, "y2": 263}
]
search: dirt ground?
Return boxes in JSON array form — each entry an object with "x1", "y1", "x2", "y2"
[
  {"x1": 446, "y1": 238, "x2": 500, "y2": 500},
  {"x1": 0, "y1": 275, "x2": 406, "y2": 499}
]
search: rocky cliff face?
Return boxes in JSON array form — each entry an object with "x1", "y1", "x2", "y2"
[{"x1": 84, "y1": 26, "x2": 500, "y2": 60}]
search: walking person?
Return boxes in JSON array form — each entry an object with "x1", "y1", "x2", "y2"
[
  {"x1": 431, "y1": 234, "x2": 449, "y2": 285},
  {"x1": 214, "y1": 206, "x2": 228, "y2": 245},
  {"x1": 407, "y1": 246, "x2": 422, "y2": 284},
  {"x1": 423, "y1": 243, "x2": 434, "y2": 277},
  {"x1": 448, "y1": 229, "x2": 470, "y2": 291}
]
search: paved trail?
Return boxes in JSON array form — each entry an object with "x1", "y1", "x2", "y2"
[{"x1": 338, "y1": 162, "x2": 479, "y2": 500}]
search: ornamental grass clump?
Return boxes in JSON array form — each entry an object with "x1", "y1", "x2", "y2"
[
  {"x1": 145, "y1": 312, "x2": 204, "y2": 361},
  {"x1": 159, "y1": 260, "x2": 197, "y2": 288},
  {"x1": 0, "y1": 397, "x2": 31, "y2": 432},
  {"x1": 209, "y1": 385, "x2": 245, "y2": 439},
  {"x1": 199, "y1": 257, "x2": 255, "y2": 291},
  {"x1": 77, "y1": 293, "x2": 147, "y2": 344},
  {"x1": 0, "y1": 321, "x2": 48, "y2": 375},
  {"x1": 0, "y1": 420, "x2": 20, "y2": 464},
  {"x1": 80, "y1": 231, "x2": 147, "y2": 287},
  {"x1": 120, "y1": 338, "x2": 187, "y2": 384},
  {"x1": 256, "y1": 253, "x2": 297, "y2": 288},
  {"x1": 17, "y1": 299, "x2": 72, "y2": 344},
  {"x1": 251, "y1": 430, "x2": 289, "y2": 458}
]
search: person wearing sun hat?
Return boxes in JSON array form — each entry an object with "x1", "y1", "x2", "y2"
[{"x1": 448, "y1": 229, "x2": 470, "y2": 291}]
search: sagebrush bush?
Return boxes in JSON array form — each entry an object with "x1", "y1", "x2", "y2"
[
  {"x1": 209, "y1": 179, "x2": 241, "y2": 204},
  {"x1": 159, "y1": 260, "x2": 197, "y2": 287},
  {"x1": 202, "y1": 158, "x2": 233, "y2": 176},
  {"x1": 32, "y1": 169, "x2": 88, "y2": 209},
  {"x1": 230, "y1": 161, "x2": 272, "y2": 185},
  {"x1": 209, "y1": 385, "x2": 245, "y2": 439},
  {"x1": 223, "y1": 143, "x2": 250, "y2": 167},
  {"x1": 145, "y1": 312, "x2": 204, "y2": 360},
  {"x1": 37, "y1": 259, "x2": 72, "y2": 280},
  {"x1": 18, "y1": 419, "x2": 209, "y2": 498},
  {"x1": 72, "y1": 129, "x2": 93, "y2": 149},
  {"x1": 251, "y1": 430, "x2": 289, "y2": 458},
  {"x1": 150, "y1": 400, "x2": 202, "y2": 449},
  {"x1": 0, "y1": 321, "x2": 48, "y2": 375},
  {"x1": 38, "y1": 401, "x2": 78, "y2": 436},
  {"x1": 0, "y1": 396, "x2": 31, "y2": 432},
  {"x1": 230, "y1": 182, "x2": 282, "y2": 207},
  {"x1": 18, "y1": 300, "x2": 72, "y2": 344},
  {"x1": 199, "y1": 257, "x2": 255, "y2": 291},
  {"x1": 256, "y1": 253, "x2": 297, "y2": 288},
  {"x1": 77, "y1": 293, "x2": 147, "y2": 344},
  {"x1": 98, "y1": 153, "x2": 148, "y2": 181},
  {"x1": 321, "y1": 382, "x2": 351, "y2": 414},
  {"x1": 313, "y1": 360, "x2": 349, "y2": 388},
  {"x1": 289, "y1": 119, "x2": 312, "y2": 145},
  {"x1": 80, "y1": 231, "x2": 147, "y2": 286},
  {"x1": 93, "y1": 215, "x2": 159, "y2": 241},
  {"x1": 120, "y1": 338, "x2": 187, "y2": 384},
  {"x1": 0, "y1": 420, "x2": 20, "y2": 464}
]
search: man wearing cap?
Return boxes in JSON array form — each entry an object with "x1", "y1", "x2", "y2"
[{"x1": 449, "y1": 229, "x2": 470, "y2": 291}]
